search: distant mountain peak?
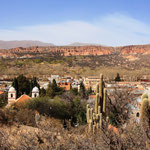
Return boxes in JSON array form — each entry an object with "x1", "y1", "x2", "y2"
[
  {"x1": 67, "y1": 42, "x2": 101, "y2": 46},
  {"x1": 0, "y1": 40, "x2": 55, "y2": 49}
]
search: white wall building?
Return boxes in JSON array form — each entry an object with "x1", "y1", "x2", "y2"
[
  {"x1": 32, "y1": 86, "x2": 39, "y2": 98},
  {"x1": 8, "y1": 86, "x2": 16, "y2": 103}
]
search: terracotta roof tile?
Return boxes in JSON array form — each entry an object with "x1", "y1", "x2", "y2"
[
  {"x1": 16, "y1": 94, "x2": 32, "y2": 104},
  {"x1": 0, "y1": 91, "x2": 4, "y2": 95}
]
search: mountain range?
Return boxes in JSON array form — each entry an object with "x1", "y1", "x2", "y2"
[
  {"x1": 1, "y1": 42, "x2": 150, "y2": 76},
  {"x1": 1, "y1": 40, "x2": 150, "y2": 60},
  {"x1": 0, "y1": 40, "x2": 54, "y2": 49},
  {"x1": 0, "y1": 40, "x2": 103, "y2": 49}
]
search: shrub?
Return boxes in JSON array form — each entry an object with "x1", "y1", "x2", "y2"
[
  {"x1": 115, "y1": 73, "x2": 121, "y2": 82},
  {"x1": 107, "y1": 88, "x2": 134, "y2": 127},
  {"x1": 0, "y1": 106, "x2": 36, "y2": 126},
  {"x1": 70, "y1": 88, "x2": 78, "y2": 96},
  {"x1": 15, "y1": 108, "x2": 36, "y2": 126},
  {"x1": 0, "y1": 92, "x2": 8, "y2": 108},
  {"x1": 46, "y1": 79, "x2": 65, "y2": 98},
  {"x1": 23, "y1": 95, "x2": 86, "y2": 126}
]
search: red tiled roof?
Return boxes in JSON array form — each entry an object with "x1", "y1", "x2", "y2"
[
  {"x1": 16, "y1": 94, "x2": 32, "y2": 104},
  {"x1": 0, "y1": 91, "x2": 4, "y2": 95}
]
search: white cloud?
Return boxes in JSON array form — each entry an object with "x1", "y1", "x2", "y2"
[{"x1": 0, "y1": 13, "x2": 150, "y2": 46}]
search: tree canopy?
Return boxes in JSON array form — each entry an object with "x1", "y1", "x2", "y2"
[
  {"x1": 12, "y1": 75, "x2": 40, "y2": 98},
  {"x1": 115, "y1": 73, "x2": 121, "y2": 82},
  {"x1": 0, "y1": 92, "x2": 8, "y2": 108},
  {"x1": 79, "y1": 82, "x2": 86, "y2": 99},
  {"x1": 46, "y1": 79, "x2": 64, "y2": 98}
]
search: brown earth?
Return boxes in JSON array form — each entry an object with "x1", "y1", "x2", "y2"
[
  {"x1": 0, "y1": 116, "x2": 106, "y2": 150},
  {"x1": 1, "y1": 44, "x2": 150, "y2": 80}
]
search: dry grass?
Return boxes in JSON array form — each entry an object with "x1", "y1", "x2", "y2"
[
  {"x1": 0, "y1": 112, "x2": 149, "y2": 150},
  {"x1": 1, "y1": 56, "x2": 150, "y2": 80},
  {"x1": 0, "y1": 115, "x2": 107, "y2": 150}
]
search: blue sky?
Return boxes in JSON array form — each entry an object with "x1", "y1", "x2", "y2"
[{"x1": 0, "y1": 0, "x2": 150, "y2": 46}]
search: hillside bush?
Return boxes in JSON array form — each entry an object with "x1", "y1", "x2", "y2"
[
  {"x1": 46, "y1": 79, "x2": 65, "y2": 98},
  {"x1": 0, "y1": 92, "x2": 8, "y2": 108},
  {"x1": 0, "y1": 106, "x2": 36, "y2": 126},
  {"x1": 24, "y1": 95, "x2": 86, "y2": 126},
  {"x1": 107, "y1": 88, "x2": 135, "y2": 127}
]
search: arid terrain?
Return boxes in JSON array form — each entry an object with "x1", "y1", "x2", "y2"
[
  {"x1": 1, "y1": 44, "x2": 150, "y2": 80},
  {"x1": 1, "y1": 44, "x2": 150, "y2": 57}
]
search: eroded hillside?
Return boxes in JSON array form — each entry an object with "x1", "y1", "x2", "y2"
[{"x1": 1, "y1": 44, "x2": 150, "y2": 79}]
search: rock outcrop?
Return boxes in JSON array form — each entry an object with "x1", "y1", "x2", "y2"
[
  {"x1": 0, "y1": 46, "x2": 113, "y2": 58},
  {"x1": 0, "y1": 44, "x2": 150, "y2": 58}
]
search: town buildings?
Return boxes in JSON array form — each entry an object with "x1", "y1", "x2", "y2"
[
  {"x1": 7, "y1": 86, "x2": 39, "y2": 105},
  {"x1": 1, "y1": 74, "x2": 150, "y2": 124}
]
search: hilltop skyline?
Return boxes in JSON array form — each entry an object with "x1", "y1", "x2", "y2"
[{"x1": 0, "y1": 0, "x2": 150, "y2": 46}]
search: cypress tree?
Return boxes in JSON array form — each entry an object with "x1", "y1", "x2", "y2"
[
  {"x1": 115, "y1": 73, "x2": 121, "y2": 82},
  {"x1": 12, "y1": 77, "x2": 18, "y2": 97}
]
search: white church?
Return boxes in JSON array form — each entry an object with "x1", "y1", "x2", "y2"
[{"x1": 8, "y1": 86, "x2": 39, "y2": 104}]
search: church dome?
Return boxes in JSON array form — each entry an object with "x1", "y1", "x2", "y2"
[
  {"x1": 9, "y1": 86, "x2": 16, "y2": 92},
  {"x1": 32, "y1": 86, "x2": 39, "y2": 92}
]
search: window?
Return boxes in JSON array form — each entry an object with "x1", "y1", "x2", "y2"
[
  {"x1": 11, "y1": 94, "x2": 13, "y2": 98},
  {"x1": 136, "y1": 112, "x2": 140, "y2": 117}
]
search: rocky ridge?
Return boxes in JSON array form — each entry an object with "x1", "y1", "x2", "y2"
[{"x1": 0, "y1": 44, "x2": 150, "y2": 58}]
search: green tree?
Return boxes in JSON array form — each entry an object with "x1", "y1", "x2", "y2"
[
  {"x1": 115, "y1": 73, "x2": 121, "y2": 82},
  {"x1": 12, "y1": 74, "x2": 31, "y2": 98},
  {"x1": 69, "y1": 97, "x2": 86, "y2": 126},
  {"x1": 46, "y1": 79, "x2": 64, "y2": 98},
  {"x1": 12, "y1": 77, "x2": 18, "y2": 97},
  {"x1": 87, "y1": 86, "x2": 92, "y2": 95},
  {"x1": 30, "y1": 77, "x2": 40, "y2": 90},
  {"x1": 46, "y1": 83, "x2": 56, "y2": 98},
  {"x1": 26, "y1": 95, "x2": 86, "y2": 126},
  {"x1": 51, "y1": 79, "x2": 58, "y2": 91},
  {"x1": 0, "y1": 92, "x2": 8, "y2": 108},
  {"x1": 30, "y1": 77, "x2": 40, "y2": 95},
  {"x1": 40, "y1": 88, "x2": 46, "y2": 97},
  {"x1": 79, "y1": 82, "x2": 86, "y2": 99},
  {"x1": 70, "y1": 88, "x2": 78, "y2": 96}
]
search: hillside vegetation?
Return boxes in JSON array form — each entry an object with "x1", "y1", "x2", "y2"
[{"x1": 0, "y1": 54, "x2": 150, "y2": 80}]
